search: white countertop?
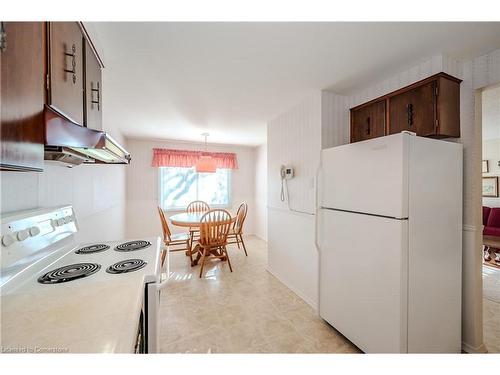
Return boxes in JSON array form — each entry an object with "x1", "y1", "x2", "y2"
[{"x1": 0, "y1": 237, "x2": 161, "y2": 353}]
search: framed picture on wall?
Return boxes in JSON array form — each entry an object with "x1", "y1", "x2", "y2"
[
  {"x1": 482, "y1": 176, "x2": 499, "y2": 197},
  {"x1": 483, "y1": 160, "x2": 490, "y2": 173},
  {"x1": 482, "y1": 160, "x2": 489, "y2": 173}
]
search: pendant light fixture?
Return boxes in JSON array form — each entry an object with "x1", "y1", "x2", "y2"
[{"x1": 195, "y1": 132, "x2": 217, "y2": 173}]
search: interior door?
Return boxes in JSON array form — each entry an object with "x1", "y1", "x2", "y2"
[
  {"x1": 48, "y1": 22, "x2": 84, "y2": 125},
  {"x1": 320, "y1": 132, "x2": 410, "y2": 218},
  {"x1": 319, "y1": 208, "x2": 408, "y2": 353},
  {"x1": 389, "y1": 81, "x2": 436, "y2": 136}
]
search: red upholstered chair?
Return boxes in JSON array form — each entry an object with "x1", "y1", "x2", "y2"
[
  {"x1": 483, "y1": 206, "x2": 491, "y2": 226},
  {"x1": 484, "y1": 207, "x2": 500, "y2": 237}
]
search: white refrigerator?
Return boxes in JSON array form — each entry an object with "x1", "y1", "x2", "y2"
[{"x1": 318, "y1": 132, "x2": 462, "y2": 353}]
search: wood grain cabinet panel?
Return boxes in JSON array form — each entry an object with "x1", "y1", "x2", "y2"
[
  {"x1": 48, "y1": 22, "x2": 84, "y2": 125},
  {"x1": 0, "y1": 22, "x2": 45, "y2": 171},
  {"x1": 435, "y1": 76, "x2": 461, "y2": 138},
  {"x1": 389, "y1": 81, "x2": 436, "y2": 136},
  {"x1": 349, "y1": 73, "x2": 461, "y2": 143},
  {"x1": 350, "y1": 100, "x2": 386, "y2": 143},
  {"x1": 84, "y1": 39, "x2": 102, "y2": 130}
]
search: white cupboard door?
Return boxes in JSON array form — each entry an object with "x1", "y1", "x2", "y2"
[
  {"x1": 320, "y1": 132, "x2": 409, "y2": 218},
  {"x1": 319, "y1": 208, "x2": 408, "y2": 353}
]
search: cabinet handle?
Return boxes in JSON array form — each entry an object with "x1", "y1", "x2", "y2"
[
  {"x1": 64, "y1": 43, "x2": 77, "y2": 84},
  {"x1": 91, "y1": 81, "x2": 100, "y2": 111},
  {"x1": 406, "y1": 103, "x2": 414, "y2": 126},
  {"x1": 366, "y1": 117, "x2": 371, "y2": 135}
]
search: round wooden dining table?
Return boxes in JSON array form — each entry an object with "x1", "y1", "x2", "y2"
[
  {"x1": 169, "y1": 211, "x2": 236, "y2": 266},
  {"x1": 169, "y1": 212, "x2": 236, "y2": 227}
]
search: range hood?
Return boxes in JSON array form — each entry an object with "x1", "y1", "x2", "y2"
[{"x1": 44, "y1": 106, "x2": 131, "y2": 167}]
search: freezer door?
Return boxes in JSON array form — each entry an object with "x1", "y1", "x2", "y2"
[
  {"x1": 320, "y1": 133, "x2": 410, "y2": 218},
  {"x1": 319, "y1": 208, "x2": 408, "y2": 353}
]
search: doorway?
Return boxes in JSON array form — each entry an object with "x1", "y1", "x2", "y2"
[{"x1": 480, "y1": 83, "x2": 500, "y2": 353}]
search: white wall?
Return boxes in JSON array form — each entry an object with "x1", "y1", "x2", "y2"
[
  {"x1": 482, "y1": 139, "x2": 500, "y2": 208},
  {"x1": 254, "y1": 144, "x2": 268, "y2": 241},
  {"x1": 125, "y1": 138, "x2": 257, "y2": 239},
  {"x1": 267, "y1": 91, "x2": 321, "y2": 308}
]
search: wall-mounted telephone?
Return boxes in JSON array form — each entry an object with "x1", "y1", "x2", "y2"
[
  {"x1": 280, "y1": 165, "x2": 294, "y2": 202},
  {"x1": 280, "y1": 166, "x2": 294, "y2": 180},
  {"x1": 279, "y1": 164, "x2": 315, "y2": 216}
]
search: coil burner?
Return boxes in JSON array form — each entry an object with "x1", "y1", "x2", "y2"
[
  {"x1": 114, "y1": 240, "x2": 151, "y2": 252},
  {"x1": 75, "y1": 244, "x2": 110, "y2": 254},
  {"x1": 37, "y1": 263, "x2": 101, "y2": 284},
  {"x1": 106, "y1": 259, "x2": 147, "y2": 274}
]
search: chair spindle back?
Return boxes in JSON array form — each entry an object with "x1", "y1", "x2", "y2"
[{"x1": 199, "y1": 209, "x2": 232, "y2": 247}]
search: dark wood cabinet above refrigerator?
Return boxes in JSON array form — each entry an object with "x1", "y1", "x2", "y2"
[{"x1": 350, "y1": 73, "x2": 462, "y2": 143}]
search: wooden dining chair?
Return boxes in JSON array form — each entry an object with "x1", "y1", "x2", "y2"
[
  {"x1": 186, "y1": 200, "x2": 210, "y2": 213},
  {"x1": 157, "y1": 207, "x2": 192, "y2": 265},
  {"x1": 192, "y1": 209, "x2": 233, "y2": 278},
  {"x1": 226, "y1": 202, "x2": 248, "y2": 256},
  {"x1": 186, "y1": 200, "x2": 210, "y2": 247}
]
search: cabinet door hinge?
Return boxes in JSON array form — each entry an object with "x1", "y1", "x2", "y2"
[
  {"x1": 435, "y1": 118, "x2": 439, "y2": 130},
  {"x1": 46, "y1": 74, "x2": 50, "y2": 91},
  {"x1": 435, "y1": 85, "x2": 439, "y2": 96}
]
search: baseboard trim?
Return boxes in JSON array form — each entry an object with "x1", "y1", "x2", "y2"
[
  {"x1": 462, "y1": 341, "x2": 488, "y2": 353},
  {"x1": 266, "y1": 265, "x2": 318, "y2": 311}
]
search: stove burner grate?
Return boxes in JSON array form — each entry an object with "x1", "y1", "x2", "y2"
[
  {"x1": 37, "y1": 263, "x2": 101, "y2": 284},
  {"x1": 75, "y1": 244, "x2": 110, "y2": 254},
  {"x1": 106, "y1": 259, "x2": 147, "y2": 274},
  {"x1": 115, "y1": 240, "x2": 151, "y2": 252}
]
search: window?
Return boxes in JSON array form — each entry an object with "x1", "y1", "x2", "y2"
[{"x1": 159, "y1": 167, "x2": 231, "y2": 211}]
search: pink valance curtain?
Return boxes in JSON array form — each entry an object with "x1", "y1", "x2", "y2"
[{"x1": 152, "y1": 148, "x2": 238, "y2": 169}]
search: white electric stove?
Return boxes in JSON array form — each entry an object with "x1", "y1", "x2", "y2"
[{"x1": 0, "y1": 206, "x2": 166, "y2": 353}]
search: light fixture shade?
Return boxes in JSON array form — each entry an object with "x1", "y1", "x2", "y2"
[{"x1": 195, "y1": 155, "x2": 217, "y2": 173}]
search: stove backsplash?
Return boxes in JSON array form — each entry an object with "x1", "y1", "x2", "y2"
[{"x1": 0, "y1": 163, "x2": 126, "y2": 243}]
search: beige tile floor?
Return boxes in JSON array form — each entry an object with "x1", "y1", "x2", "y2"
[
  {"x1": 160, "y1": 236, "x2": 500, "y2": 354},
  {"x1": 483, "y1": 265, "x2": 500, "y2": 353},
  {"x1": 159, "y1": 235, "x2": 360, "y2": 353}
]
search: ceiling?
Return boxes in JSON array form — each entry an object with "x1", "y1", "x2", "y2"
[
  {"x1": 88, "y1": 22, "x2": 500, "y2": 146},
  {"x1": 482, "y1": 84, "x2": 500, "y2": 141}
]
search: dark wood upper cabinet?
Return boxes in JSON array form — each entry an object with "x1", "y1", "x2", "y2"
[
  {"x1": 389, "y1": 81, "x2": 436, "y2": 136},
  {"x1": 83, "y1": 38, "x2": 102, "y2": 130},
  {"x1": 434, "y1": 75, "x2": 461, "y2": 138},
  {"x1": 350, "y1": 72, "x2": 461, "y2": 143},
  {"x1": 350, "y1": 100, "x2": 386, "y2": 143},
  {"x1": 47, "y1": 22, "x2": 84, "y2": 125},
  {"x1": 1, "y1": 22, "x2": 45, "y2": 171},
  {"x1": 1, "y1": 21, "x2": 108, "y2": 172}
]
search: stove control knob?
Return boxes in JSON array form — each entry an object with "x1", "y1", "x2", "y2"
[
  {"x1": 1, "y1": 234, "x2": 15, "y2": 247},
  {"x1": 16, "y1": 229, "x2": 30, "y2": 241},
  {"x1": 51, "y1": 219, "x2": 58, "y2": 228},
  {"x1": 29, "y1": 226, "x2": 41, "y2": 237},
  {"x1": 57, "y1": 218, "x2": 65, "y2": 226}
]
